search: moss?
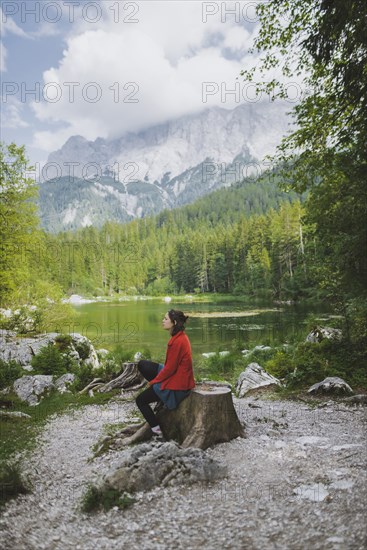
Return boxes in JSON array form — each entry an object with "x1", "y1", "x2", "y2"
[{"x1": 80, "y1": 484, "x2": 135, "y2": 513}]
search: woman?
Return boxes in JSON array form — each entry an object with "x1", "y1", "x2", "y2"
[{"x1": 135, "y1": 309, "x2": 195, "y2": 436}]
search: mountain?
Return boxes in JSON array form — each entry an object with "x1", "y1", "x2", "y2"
[{"x1": 39, "y1": 102, "x2": 291, "y2": 232}]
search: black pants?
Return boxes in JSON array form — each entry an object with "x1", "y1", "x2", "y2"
[{"x1": 135, "y1": 360, "x2": 163, "y2": 428}]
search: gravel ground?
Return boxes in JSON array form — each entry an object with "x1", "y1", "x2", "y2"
[{"x1": 1, "y1": 394, "x2": 366, "y2": 550}]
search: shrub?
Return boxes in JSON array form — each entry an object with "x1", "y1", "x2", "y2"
[
  {"x1": 264, "y1": 350, "x2": 296, "y2": 380},
  {"x1": 264, "y1": 337, "x2": 367, "y2": 390},
  {"x1": 0, "y1": 359, "x2": 23, "y2": 390},
  {"x1": 73, "y1": 363, "x2": 94, "y2": 391},
  {"x1": 80, "y1": 483, "x2": 135, "y2": 513},
  {"x1": 31, "y1": 343, "x2": 78, "y2": 377},
  {"x1": 0, "y1": 462, "x2": 30, "y2": 506},
  {"x1": 54, "y1": 334, "x2": 73, "y2": 352},
  {"x1": 73, "y1": 339, "x2": 91, "y2": 360},
  {"x1": 197, "y1": 351, "x2": 242, "y2": 383}
]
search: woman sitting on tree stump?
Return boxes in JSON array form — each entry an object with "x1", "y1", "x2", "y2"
[{"x1": 136, "y1": 309, "x2": 195, "y2": 437}]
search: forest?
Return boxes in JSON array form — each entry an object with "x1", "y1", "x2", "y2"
[{"x1": 1, "y1": 0, "x2": 366, "y2": 368}]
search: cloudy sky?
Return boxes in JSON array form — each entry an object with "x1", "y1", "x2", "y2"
[{"x1": 1, "y1": 0, "x2": 295, "y2": 167}]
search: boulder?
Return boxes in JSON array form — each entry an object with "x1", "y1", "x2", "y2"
[
  {"x1": 202, "y1": 351, "x2": 230, "y2": 358},
  {"x1": 71, "y1": 334, "x2": 99, "y2": 369},
  {"x1": 13, "y1": 375, "x2": 54, "y2": 406},
  {"x1": 0, "y1": 330, "x2": 100, "y2": 370},
  {"x1": 0, "y1": 331, "x2": 59, "y2": 366},
  {"x1": 343, "y1": 394, "x2": 367, "y2": 405},
  {"x1": 103, "y1": 440, "x2": 227, "y2": 493},
  {"x1": 241, "y1": 345, "x2": 272, "y2": 356},
  {"x1": 308, "y1": 377, "x2": 353, "y2": 395},
  {"x1": 306, "y1": 327, "x2": 342, "y2": 343},
  {"x1": 54, "y1": 373, "x2": 76, "y2": 393},
  {"x1": 235, "y1": 362, "x2": 282, "y2": 398}
]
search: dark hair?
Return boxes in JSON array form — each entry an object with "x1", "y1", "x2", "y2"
[{"x1": 168, "y1": 309, "x2": 189, "y2": 335}]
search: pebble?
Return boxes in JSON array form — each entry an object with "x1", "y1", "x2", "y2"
[{"x1": 1, "y1": 398, "x2": 366, "y2": 549}]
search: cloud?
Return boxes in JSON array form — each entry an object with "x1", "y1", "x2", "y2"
[
  {"x1": 1, "y1": 96, "x2": 29, "y2": 128},
  {"x1": 30, "y1": 22, "x2": 63, "y2": 39},
  {"x1": 0, "y1": 41, "x2": 7, "y2": 72},
  {"x1": 31, "y1": 1, "x2": 266, "y2": 151},
  {"x1": 0, "y1": 6, "x2": 29, "y2": 38}
]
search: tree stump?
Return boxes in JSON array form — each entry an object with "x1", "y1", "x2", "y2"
[
  {"x1": 97, "y1": 362, "x2": 144, "y2": 393},
  {"x1": 109, "y1": 382, "x2": 245, "y2": 450}
]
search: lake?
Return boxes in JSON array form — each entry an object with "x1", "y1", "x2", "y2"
[{"x1": 63, "y1": 298, "x2": 332, "y2": 362}]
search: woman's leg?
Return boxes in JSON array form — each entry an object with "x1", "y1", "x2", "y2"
[
  {"x1": 135, "y1": 386, "x2": 162, "y2": 428},
  {"x1": 138, "y1": 360, "x2": 160, "y2": 381}
]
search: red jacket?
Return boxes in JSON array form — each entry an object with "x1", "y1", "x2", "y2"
[{"x1": 150, "y1": 331, "x2": 195, "y2": 390}]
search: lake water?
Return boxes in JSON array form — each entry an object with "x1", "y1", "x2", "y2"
[{"x1": 64, "y1": 298, "x2": 331, "y2": 362}]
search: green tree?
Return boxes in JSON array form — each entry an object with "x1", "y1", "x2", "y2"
[
  {"x1": 241, "y1": 0, "x2": 367, "y2": 300},
  {"x1": 0, "y1": 143, "x2": 39, "y2": 305}
]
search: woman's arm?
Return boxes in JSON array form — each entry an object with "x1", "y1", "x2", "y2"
[{"x1": 149, "y1": 341, "x2": 181, "y2": 385}]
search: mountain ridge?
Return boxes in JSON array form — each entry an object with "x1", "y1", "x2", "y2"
[{"x1": 40, "y1": 102, "x2": 291, "y2": 232}]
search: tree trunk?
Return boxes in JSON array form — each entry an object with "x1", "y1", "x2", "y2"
[
  {"x1": 97, "y1": 362, "x2": 144, "y2": 393},
  {"x1": 107, "y1": 382, "x2": 245, "y2": 451}
]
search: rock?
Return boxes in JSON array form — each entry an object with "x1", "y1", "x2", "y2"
[
  {"x1": 202, "y1": 351, "x2": 230, "y2": 358},
  {"x1": 306, "y1": 326, "x2": 342, "y2": 343},
  {"x1": 235, "y1": 363, "x2": 282, "y2": 398},
  {"x1": 308, "y1": 377, "x2": 353, "y2": 395},
  {"x1": 0, "y1": 331, "x2": 59, "y2": 366},
  {"x1": 97, "y1": 349, "x2": 110, "y2": 359},
  {"x1": 241, "y1": 345, "x2": 272, "y2": 356},
  {"x1": 13, "y1": 375, "x2": 54, "y2": 406},
  {"x1": 54, "y1": 373, "x2": 76, "y2": 393},
  {"x1": 71, "y1": 334, "x2": 99, "y2": 369},
  {"x1": 0, "y1": 330, "x2": 100, "y2": 370},
  {"x1": 253, "y1": 345, "x2": 272, "y2": 352},
  {"x1": 62, "y1": 294, "x2": 94, "y2": 305},
  {"x1": 0, "y1": 410, "x2": 31, "y2": 420},
  {"x1": 103, "y1": 440, "x2": 227, "y2": 493},
  {"x1": 343, "y1": 394, "x2": 367, "y2": 405}
]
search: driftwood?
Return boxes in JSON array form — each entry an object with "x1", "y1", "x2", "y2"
[
  {"x1": 98, "y1": 362, "x2": 143, "y2": 393},
  {"x1": 108, "y1": 382, "x2": 245, "y2": 451},
  {"x1": 80, "y1": 363, "x2": 144, "y2": 395},
  {"x1": 78, "y1": 378, "x2": 104, "y2": 395}
]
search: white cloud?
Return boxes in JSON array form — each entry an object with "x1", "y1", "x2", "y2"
[
  {"x1": 32, "y1": 1, "x2": 264, "y2": 151},
  {"x1": 0, "y1": 6, "x2": 29, "y2": 38},
  {"x1": 30, "y1": 22, "x2": 62, "y2": 39},
  {"x1": 0, "y1": 41, "x2": 7, "y2": 72},
  {"x1": 1, "y1": 96, "x2": 29, "y2": 128}
]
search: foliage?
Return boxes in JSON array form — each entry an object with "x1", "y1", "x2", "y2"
[
  {"x1": 240, "y1": 0, "x2": 367, "y2": 303},
  {"x1": 54, "y1": 334, "x2": 73, "y2": 351},
  {"x1": 34, "y1": 197, "x2": 312, "y2": 301},
  {"x1": 0, "y1": 142, "x2": 38, "y2": 305},
  {"x1": 73, "y1": 339, "x2": 91, "y2": 361},
  {"x1": 80, "y1": 484, "x2": 135, "y2": 513},
  {"x1": 0, "y1": 358, "x2": 23, "y2": 390},
  {"x1": 0, "y1": 462, "x2": 30, "y2": 507},
  {"x1": 31, "y1": 343, "x2": 79, "y2": 377},
  {"x1": 265, "y1": 338, "x2": 367, "y2": 389},
  {"x1": 73, "y1": 363, "x2": 94, "y2": 391},
  {"x1": 196, "y1": 351, "x2": 243, "y2": 383}
]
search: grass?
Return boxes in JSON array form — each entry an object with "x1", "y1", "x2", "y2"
[
  {"x1": 0, "y1": 462, "x2": 30, "y2": 507},
  {"x1": 80, "y1": 483, "x2": 135, "y2": 513}
]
